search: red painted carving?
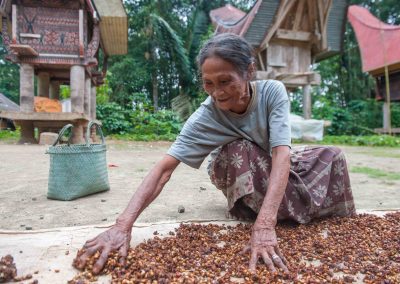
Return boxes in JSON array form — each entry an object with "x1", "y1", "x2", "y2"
[{"x1": 17, "y1": 6, "x2": 80, "y2": 55}]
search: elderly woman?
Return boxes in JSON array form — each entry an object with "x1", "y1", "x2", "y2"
[{"x1": 76, "y1": 33, "x2": 355, "y2": 274}]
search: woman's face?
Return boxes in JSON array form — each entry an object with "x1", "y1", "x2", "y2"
[{"x1": 201, "y1": 56, "x2": 251, "y2": 114}]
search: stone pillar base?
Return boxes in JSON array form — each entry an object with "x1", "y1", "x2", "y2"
[{"x1": 18, "y1": 121, "x2": 37, "y2": 144}]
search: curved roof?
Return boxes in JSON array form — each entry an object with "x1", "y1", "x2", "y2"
[
  {"x1": 210, "y1": 0, "x2": 267, "y2": 44},
  {"x1": 0, "y1": 93, "x2": 19, "y2": 111},
  {"x1": 348, "y1": 5, "x2": 400, "y2": 74},
  {"x1": 209, "y1": 4, "x2": 245, "y2": 26},
  {"x1": 92, "y1": 0, "x2": 128, "y2": 56}
]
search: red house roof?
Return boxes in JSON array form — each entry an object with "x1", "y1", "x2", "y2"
[
  {"x1": 209, "y1": 1, "x2": 262, "y2": 37},
  {"x1": 348, "y1": 5, "x2": 400, "y2": 75}
]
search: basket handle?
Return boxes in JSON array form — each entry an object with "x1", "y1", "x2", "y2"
[
  {"x1": 52, "y1": 124, "x2": 73, "y2": 146},
  {"x1": 85, "y1": 121, "x2": 105, "y2": 146}
]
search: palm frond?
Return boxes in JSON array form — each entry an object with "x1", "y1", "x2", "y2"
[{"x1": 150, "y1": 13, "x2": 193, "y2": 87}]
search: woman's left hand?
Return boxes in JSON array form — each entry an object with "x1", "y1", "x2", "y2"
[{"x1": 242, "y1": 226, "x2": 289, "y2": 273}]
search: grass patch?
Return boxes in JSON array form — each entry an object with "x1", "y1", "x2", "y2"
[
  {"x1": 351, "y1": 166, "x2": 400, "y2": 180},
  {"x1": 356, "y1": 148, "x2": 400, "y2": 159},
  {"x1": 294, "y1": 135, "x2": 400, "y2": 147},
  {"x1": 321, "y1": 135, "x2": 400, "y2": 147}
]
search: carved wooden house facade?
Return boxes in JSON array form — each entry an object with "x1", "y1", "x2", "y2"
[
  {"x1": 210, "y1": 0, "x2": 349, "y2": 119},
  {"x1": 0, "y1": 0, "x2": 127, "y2": 143}
]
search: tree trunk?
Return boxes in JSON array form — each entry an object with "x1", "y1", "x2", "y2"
[
  {"x1": 152, "y1": 70, "x2": 158, "y2": 112},
  {"x1": 151, "y1": 45, "x2": 159, "y2": 112}
]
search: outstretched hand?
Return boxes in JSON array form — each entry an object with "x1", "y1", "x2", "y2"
[
  {"x1": 242, "y1": 226, "x2": 289, "y2": 274},
  {"x1": 74, "y1": 224, "x2": 132, "y2": 274}
]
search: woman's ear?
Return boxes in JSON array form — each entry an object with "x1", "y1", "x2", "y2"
[{"x1": 246, "y1": 62, "x2": 256, "y2": 80}]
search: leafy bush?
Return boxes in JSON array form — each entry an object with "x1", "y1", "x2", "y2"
[
  {"x1": 322, "y1": 99, "x2": 397, "y2": 136},
  {"x1": 0, "y1": 129, "x2": 20, "y2": 141},
  {"x1": 130, "y1": 109, "x2": 182, "y2": 136},
  {"x1": 96, "y1": 99, "x2": 183, "y2": 140},
  {"x1": 96, "y1": 102, "x2": 131, "y2": 135}
]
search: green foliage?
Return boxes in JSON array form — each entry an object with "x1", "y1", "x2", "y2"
[
  {"x1": 0, "y1": 128, "x2": 20, "y2": 141},
  {"x1": 111, "y1": 109, "x2": 182, "y2": 141},
  {"x1": 0, "y1": 37, "x2": 19, "y2": 103},
  {"x1": 351, "y1": 166, "x2": 400, "y2": 180},
  {"x1": 320, "y1": 135, "x2": 400, "y2": 147},
  {"x1": 96, "y1": 97, "x2": 183, "y2": 140},
  {"x1": 60, "y1": 85, "x2": 70, "y2": 100},
  {"x1": 129, "y1": 108, "x2": 182, "y2": 136},
  {"x1": 96, "y1": 75, "x2": 112, "y2": 105},
  {"x1": 96, "y1": 102, "x2": 131, "y2": 135}
]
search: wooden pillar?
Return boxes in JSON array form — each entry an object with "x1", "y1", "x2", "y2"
[
  {"x1": 84, "y1": 76, "x2": 91, "y2": 117},
  {"x1": 383, "y1": 102, "x2": 391, "y2": 132},
  {"x1": 302, "y1": 84, "x2": 312, "y2": 119},
  {"x1": 20, "y1": 64, "x2": 34, "y2": 112},
  {"x1": 49, "y1": 81, "x2": 61, "y2": 100},
  {"x1": 37, "y1": 72, "x2": 50, "y2": 97},
  {"x1": 90, "y1": 85, "x2": 97, "y2": 142},
  {"x1": 70, "y1": 65, "x2": 85, "y2": 143},
  {"x1": 90, "y1": 85, "x2": 97, "y2": 120},
  {"x1": 19, "y1": 64, "x2": 36, "y2": 144}
]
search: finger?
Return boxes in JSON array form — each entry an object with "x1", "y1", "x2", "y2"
[
  {"x1": 249, "y1": 249, "x2": 259, "y2": 272},
  {"x1": 240, "y1": 243, "x2": 251, "y2": 255},
  {"x1": 261, "y1": 251, "x2": 276, "y2": 273},
  {"x1": 77, "y1": 246, "x2": 101, "y2": 269},
  {"x1": 93, "y1": 247, "x2": 111, "y2": 275},
  {"x1": 118, "y1": 243, "x2": 129, "y2": 265},
  {"x1": 275, "y1": 247, "x2": 288, "y2": 266},
  {"x1": 85, "y1": 235, "x2": 99, "y2": 244},
  {"x1": 83, "y1": 239, "x2": 98, "y2": 249},
  {"x1": 270, "y1": 253, "x2": 288, "y2": 273}
]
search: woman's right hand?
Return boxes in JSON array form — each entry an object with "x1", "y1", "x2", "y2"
[{"x1": 74, "y1": 223, "x2": 132, "y2": 275}]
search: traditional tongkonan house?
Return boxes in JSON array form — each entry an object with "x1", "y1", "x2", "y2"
[
  {"x1": 0, "y1": 0, "x2": 127, "y2": 143},
  {"x1": 348, "y1": 5, "x2": 400, "y2": 134},
  {"x1": 210, "y1": 0, "x2": 349, "y2": 119}
]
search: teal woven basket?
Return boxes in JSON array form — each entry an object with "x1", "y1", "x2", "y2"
[{"x1": 46, "y1": 121, "x2": 110, "y2": 201}]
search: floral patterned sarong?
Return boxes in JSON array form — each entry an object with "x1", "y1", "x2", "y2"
[{"x1": 208, "y1": 140, "x2": 356, "y2": 224}]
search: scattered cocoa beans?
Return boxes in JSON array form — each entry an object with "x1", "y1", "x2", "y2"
[{"x1": 70, "y1": 213, "x2": 400, "y2": 283}]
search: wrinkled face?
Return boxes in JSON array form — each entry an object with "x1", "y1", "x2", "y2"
[{"x1": 201, "y1": 56, "x2": 251, "y2": 114}]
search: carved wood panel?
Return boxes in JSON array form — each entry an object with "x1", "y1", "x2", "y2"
[{"x1": 17, "y1": 6, "x2": 80, "y2": 55}]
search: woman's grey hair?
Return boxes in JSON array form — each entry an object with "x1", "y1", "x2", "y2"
[{"x1": 197, "y1": 33, "x2": 255, "y2": 78}]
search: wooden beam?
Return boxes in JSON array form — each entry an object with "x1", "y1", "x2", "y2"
[
  {"x1": 260, "y1": 0, "x2": 297, "y2": 50},
  {"x1": 0, "y1": 111, "x2": 91, "y2": 121},
  {"x1": 293, "y1": 0, "x2": 305, "y2": 31},
  {"x1": 317, "y1": 0, "x2": 325, "y2": 33},
  {"x1": 307, "y1": 0, "x2": 316, "y2": 32},
  {"x1": 276, "y1": 29, "x2": 312, "y2": 42},
  {"x1": 79, "y1": 9, "x2": 84, "y2": 58},
  {"x1": 11, "y1": 4, "x2": 16, "y2": 43},
  {"x1": 257, "y1": 52, "x2": 265, "y2": 71},
  {"x1": 321, "y1": 0, "x2": 333, "y2": 50},
  {"x1": 10, "y1": 44, "x2": 39, "y2": 56}
]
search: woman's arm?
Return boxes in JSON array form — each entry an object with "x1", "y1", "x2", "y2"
[
  {"x1": 75, "y1": 154, "x2": 180, "y2": 274},
  {"x1": 255, "y1": 145, "x2": 290, "y2": 229},
  {"x1": 117, "y1": 154, "x2": 180, "y2": 230},
  {"x1": 247, "y1": 145, "x2": 290, "y2": 273}
]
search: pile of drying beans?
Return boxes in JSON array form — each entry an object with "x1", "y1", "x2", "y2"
[{"x1": 70, "y1": 213, "x2": 400, "y2": 283}]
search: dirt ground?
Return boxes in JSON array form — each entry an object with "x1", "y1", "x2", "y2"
[{"x1": 0, "y1": 140, "x2": 399, "y2": 231}]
